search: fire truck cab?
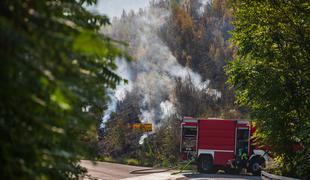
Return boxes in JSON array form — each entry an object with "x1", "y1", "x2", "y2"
[{"x1": 180, "y1": 117, "x2": 270, "y2": 175}]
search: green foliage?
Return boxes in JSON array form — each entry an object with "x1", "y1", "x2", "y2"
[
  {"x1": 0, "y1": 0, "x2": 128, "y2": 179},
  {"x1": 96, "y1": 156, "x2": 116, "y2": 163},
  {"x1": 99, "y1": 115, "x2": 181, "y2": 168},
  {"x1": 137, "y1": 116, "x2": 181, "y2": 167},
  {"x1": 124, "y1": 158, "x2": 139, "y2": 166},
  {"x1": 226, "y1": 0, "x2": 310, "y2": 178},
  {"x1": 99, "y1": 110, "x2": 142, "y2": 158}
]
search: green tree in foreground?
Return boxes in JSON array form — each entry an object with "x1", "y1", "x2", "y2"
[
  {"x1": 0, "y1": 0, "x2": 129, "y2": 179},
  {"x1": 226, "y1": 0, "x2": 309, "y2": 178}
]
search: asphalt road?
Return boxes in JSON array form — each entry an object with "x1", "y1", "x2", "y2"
[
  {"x1": 80, "y1": 160, "x2": 151, "y2": 180},
  {"x1": 80, "y1": 160, "x2": 261, "y2": 180}
]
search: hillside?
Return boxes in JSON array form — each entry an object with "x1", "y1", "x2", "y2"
[{"x1": 98, "y1": 0, "x2": 245, "y2": 165}]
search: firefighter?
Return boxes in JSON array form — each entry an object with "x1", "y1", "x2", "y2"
[{"x1": 237, "y1": 148, "x2": 248, "y2": 168}]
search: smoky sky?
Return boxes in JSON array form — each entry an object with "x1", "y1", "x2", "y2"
[{"x1": 95, "y1": 0, "x2": 151, "y2": 18}]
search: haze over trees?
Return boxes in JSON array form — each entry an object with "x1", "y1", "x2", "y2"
[
  {"x1": 0, "y1": 0, "x2": 128, "y2": 179},
  {"x1": 99, "y1": 0, "x2": 242, "y2": 167}
]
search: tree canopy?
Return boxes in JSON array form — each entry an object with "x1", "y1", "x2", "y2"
[
  {"x1": 0, "y1": 0, "x2": 129, "y2": 179},
  {"x1": 226, "y1": 0, "x2": 310, "y2": 178}
]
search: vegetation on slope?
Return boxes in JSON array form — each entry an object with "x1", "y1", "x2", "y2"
[{"x1": 99, "y1": 0, "x2": 242, "y2": 167}]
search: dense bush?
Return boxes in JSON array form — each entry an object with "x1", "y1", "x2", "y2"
[
  {"x1": 226, "y1": 0, "x2": 310, "y2": 178},
  {"x1": 0, "y1": 0, "x2": 128, "y2": 179}
]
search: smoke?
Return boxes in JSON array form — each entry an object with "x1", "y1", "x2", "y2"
[
  {"x1": 139, "y1": 134, "x2": 148, "y2": 145},
  {"x1": 197, "y1": 0, "x2": 211, "y2": 16},
  {"x1": 160, "y1": 100, "x2": 176, "y2": 119},
  {"x1": 101, "y1": 58, "x2": 133, "y2": 128},
  {"x1": 101, "y1": 5, "x2": 220, "y2": 129}
]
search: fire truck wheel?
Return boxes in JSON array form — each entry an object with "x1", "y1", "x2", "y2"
[
  {"x1": 249, "y1": 156, "x2": 265, "y2": 176},
  {"x1": 198, "y1": 155, "x2": 214, "y2": 173}
]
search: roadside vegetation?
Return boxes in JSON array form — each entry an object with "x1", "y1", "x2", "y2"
[
  {"x1": 0, "y1": 0, "x2": 129, "y2": 179},
  {"x1": 227, "y1": 1, "x2": 309, "y2": 178}
]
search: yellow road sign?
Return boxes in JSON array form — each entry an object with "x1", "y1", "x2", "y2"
[
  {"x1": 132, "y1": 123, "x2": 152, "y2": 132},
  {"x1": 132, "y1": 123, "x2": 142, "y2": 129},
  {"x1": 142, "y1": 123, "x2": 152, "y2": 132}
]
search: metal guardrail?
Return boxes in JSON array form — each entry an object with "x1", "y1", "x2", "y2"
[{"x1": 261, "y1": 171, "x2": 300, "y2": 180}]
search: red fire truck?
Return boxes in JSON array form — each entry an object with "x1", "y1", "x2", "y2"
[{"x1": 180, "y1": 117, "x2": 270, "y2": 175}]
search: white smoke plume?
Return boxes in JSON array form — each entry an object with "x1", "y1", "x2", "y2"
[
  {"x1": 197, "y1": 0, "x2": 211, "y2": 16},
  {"x1": 139, "y1": 134, "x2": 148, "y2": 145},
  {"x1": 101, "y1": 58, "x2": 133, "y2": 128},
  {"x1": 101, "y1": 5, "x2": 220, "y2": 129}
]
